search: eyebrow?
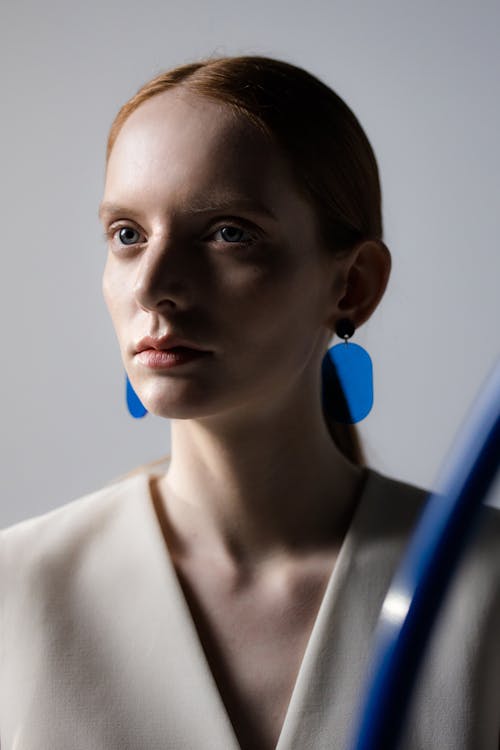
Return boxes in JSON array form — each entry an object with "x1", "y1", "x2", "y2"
[{"x1": 98, "y1": 198, "x2": 278, "y2": 222}]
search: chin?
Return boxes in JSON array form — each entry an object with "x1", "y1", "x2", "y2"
[
  {"x1": 147, "y1": 403, "x2": 212, "y2": 420},
  {"x1": 140, "y1": 386, "x2": 237, "y2": 421},
  {"x1": 155, "y1": 394, "x2": 270, "y2": 423}
]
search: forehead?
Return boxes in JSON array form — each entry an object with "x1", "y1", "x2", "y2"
[
  {"x1": 112, "y1": 87, "x2": 261, "y2": 155},
  {"x1": 104, "y1": 88, "x2": 311, "y2": 224}
]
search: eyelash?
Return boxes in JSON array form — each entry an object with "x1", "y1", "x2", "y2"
[{"x1": 103, "y1": 218, "x2": 259, "y2": 249}]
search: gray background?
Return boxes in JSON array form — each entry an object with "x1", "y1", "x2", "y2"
[{"x1": 2, "y1": 0, "x2": 499, "y2": 526}]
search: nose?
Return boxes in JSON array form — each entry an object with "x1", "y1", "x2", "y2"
[{"x1": 133, "y1": 233, "x2": 195, "y2": 312}]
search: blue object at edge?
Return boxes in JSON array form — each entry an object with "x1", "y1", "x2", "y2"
[{"x1": 349, "y1": 356, "x2": 500, "y2": 750}]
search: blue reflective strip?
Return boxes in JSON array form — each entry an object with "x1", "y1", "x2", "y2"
[{"x1": 350, "y1": 356, "x2": 500, "y2": 750}]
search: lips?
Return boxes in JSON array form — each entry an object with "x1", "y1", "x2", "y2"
[
  {"x1": 136, "y1": 346, "x2": 211, "y2": 369},
  {"x1": 135, "y1": 335, "x2": 209, "y2": 354}
]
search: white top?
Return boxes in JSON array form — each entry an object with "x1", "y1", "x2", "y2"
[{"x1": 1, "y1": 465, "x2": 499, "y2": 749}]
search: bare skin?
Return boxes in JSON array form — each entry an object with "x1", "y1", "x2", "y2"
[{"x1": 100, "y1": 87, "x2": 391, "y2": 748}]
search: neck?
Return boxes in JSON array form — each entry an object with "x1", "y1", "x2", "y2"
[{"x1": 155, "y1": 389, "x2": 367, "y2": 574}]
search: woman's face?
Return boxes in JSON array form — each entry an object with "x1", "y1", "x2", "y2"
[{"x1": 100, "y1": 88, "x2": 346, "y2": 421}]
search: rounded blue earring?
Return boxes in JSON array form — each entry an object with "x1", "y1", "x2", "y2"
[
  {"x1": 321, "y1": 318, "x2": 373, "y2": 423},
  {"x1": 125, "y1": 373, "x2": 148, "y2": 418},
  {"x1": 126, "y1": 320, "x2": 373, "y2": 422}
]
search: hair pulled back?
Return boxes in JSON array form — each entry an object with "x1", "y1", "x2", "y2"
[{"x1": 105, "y1": 55, "x2": 387, "y2": 468}]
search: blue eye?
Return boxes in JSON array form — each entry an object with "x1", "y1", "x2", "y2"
[
  {"x1": 105, "y1": 219, "x2": 258, "y2": 250},
  {"x1": 117, "y1": 227, "x2": 141, "y2": 245},
  {"x1": 213, "y1": 224, "x2": 254, "y2": 245}
]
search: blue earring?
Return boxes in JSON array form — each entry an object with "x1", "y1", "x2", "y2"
[
  {"x1": 321, "y1": 318, "x2": 373, "y2": 423},
  {"x1": 126, "y1": 373, "x2": 148, "y2": 418},
  {"x1": 126, "y1": 321, "x2": 373, "y2": 423}
]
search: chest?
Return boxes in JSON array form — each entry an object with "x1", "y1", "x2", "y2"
[{"x1": 173, "y1": 556, "x2": 336, "y2": 750}]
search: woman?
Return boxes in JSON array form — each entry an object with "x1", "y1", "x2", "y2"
[{"x1": 1, "y1": 55, "x2": 499, "y2": 750}]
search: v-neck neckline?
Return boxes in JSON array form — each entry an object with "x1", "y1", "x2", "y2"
[{"x1": 137, "y1": 464, "x2": 375, "y2": 750}]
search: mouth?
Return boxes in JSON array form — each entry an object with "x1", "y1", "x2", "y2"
[
  {"x1": 135, "y1": 335, "x2": 211, "y2": 354},
  {"x1": 135, "y1": 346, "x2": 212, "y2": 369}
]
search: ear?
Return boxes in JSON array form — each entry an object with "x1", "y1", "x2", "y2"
[{"x1": 326, "y1": 240, "x2": 392, "y2": 330}]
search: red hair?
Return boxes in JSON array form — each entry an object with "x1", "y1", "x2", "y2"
[{"x1": 105, "y1": 55, "x2": 388, "y2": 466}]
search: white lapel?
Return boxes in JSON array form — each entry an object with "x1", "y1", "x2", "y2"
[
  {"x1": 107, "y1": 468, "x2": 422, "y2": 750},
  {"x1": 93, "y1": 473, "x2": 241, "y2": 749}
]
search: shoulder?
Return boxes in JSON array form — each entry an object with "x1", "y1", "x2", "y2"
[
  {"x1": 359, "y1": 467, "x2": 433, "y2": 541},
  {"x1": 0, "y1": 473, "x2": 148, "y2": 593},
  {"x1": 367, "y1": 467, "x2": 500, "y2": 631},
  {"x1": 362, "y1": 467, "x2": 500, "y2": 591},
  {"x1": 365, "y1": 465, "x2": 500, "y2": 539}
]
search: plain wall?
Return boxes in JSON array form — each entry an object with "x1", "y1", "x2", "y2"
[{"x1": 1, "y1": 0, "x2": 499, "y2": 526}]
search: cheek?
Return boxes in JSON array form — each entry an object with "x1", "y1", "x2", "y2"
[
  {"x1": 102, "y1": 262, "x2": 128, "y2": 336},
  {"x1": 220, "y1": 256, "x2": 323, "y2": 356}
]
